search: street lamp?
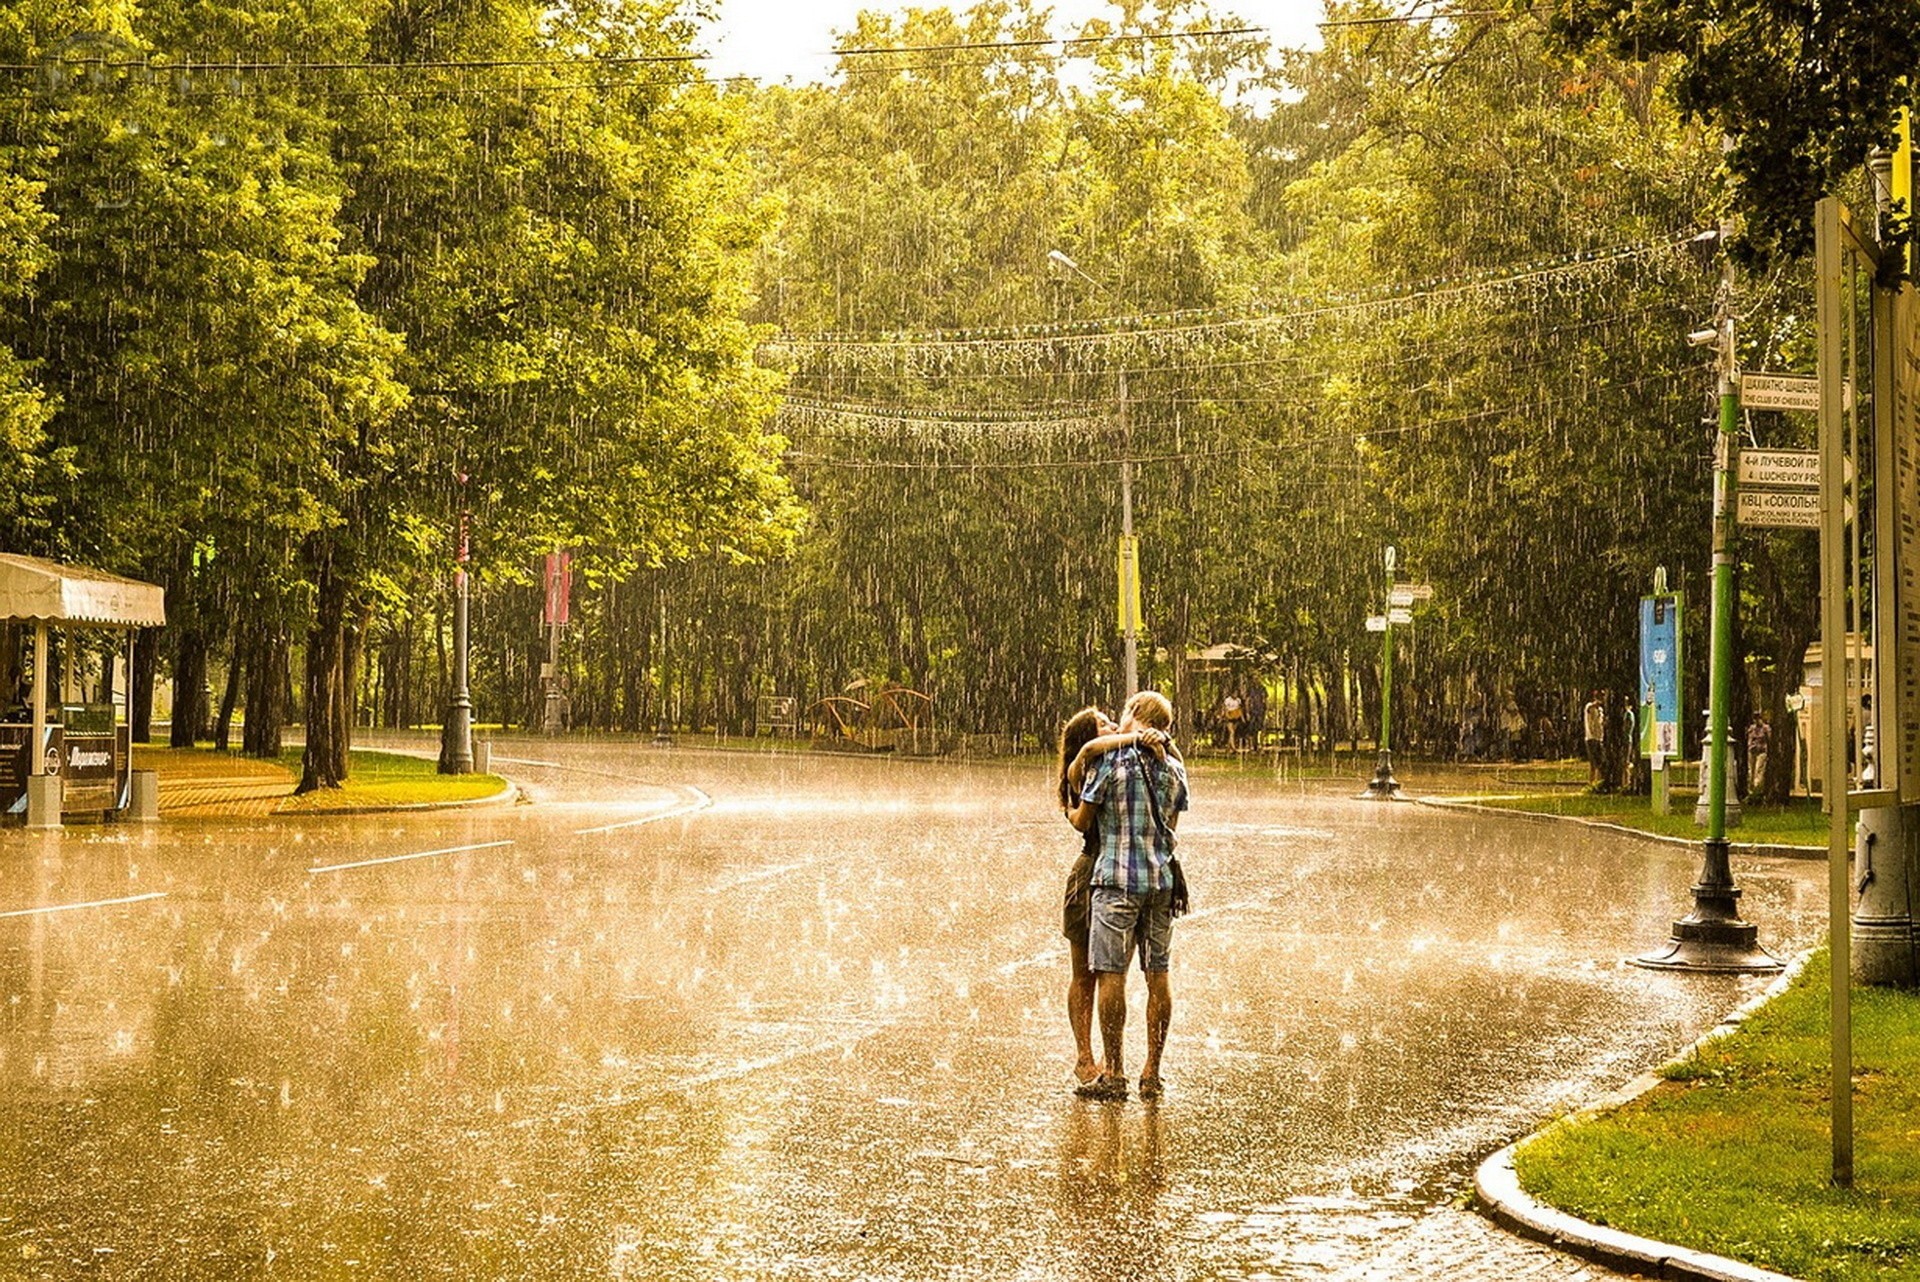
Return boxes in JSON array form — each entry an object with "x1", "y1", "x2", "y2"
[
  {"x1": 1048, "y1": 249, "x2": 1139, "y2": 698},
  {"x1": 1634, "y1": 243, "x2": 1778, "y2": 972},
  {"x1": 440, "y1": 472, "x2": 475, "y2": 774},
  {"x1": 1358, "y1": 546, "x2": 1431, "y2": 800}
]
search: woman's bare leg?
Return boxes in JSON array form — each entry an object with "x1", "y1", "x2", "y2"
[{"x1": 1068, "y1": 937, "x2": 1099, "y2": 1082}]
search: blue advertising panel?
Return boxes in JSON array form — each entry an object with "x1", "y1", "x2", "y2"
[{"x1": 1640, "y1": 593, "x2": 1683, "y2": 759}]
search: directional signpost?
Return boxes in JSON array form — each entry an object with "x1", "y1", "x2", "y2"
[
  {"x1": 1635, "y1": 278, "x2": 1780, "y2": 977},
  {"x1": 1360, "y1": 546, "x2": 1434, "y2": 801}
]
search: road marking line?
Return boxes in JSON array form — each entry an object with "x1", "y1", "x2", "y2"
[
  {"x1": 705, "y1": 860, "x2": 810, "y2": 894},
  {"x1": 0, "y1": 891, "x2": 168, "y2": 919},
  {"x1": 491, "y1": 756, "x2": 565, "y2": 768},
  {"x1": 573, "y1": 785, "x2": 713, "y2": 836},
  {"x1": 308, "y1": 840, "x2": 515, "y2": 875}
]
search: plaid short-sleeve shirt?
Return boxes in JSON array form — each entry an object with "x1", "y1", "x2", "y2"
[{"x1": 1081, "y1": 746, "x2": 1189, "y2": 894}]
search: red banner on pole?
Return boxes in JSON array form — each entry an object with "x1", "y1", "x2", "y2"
[{"x1": 543, "y1": 551, "x2": 571, "y2": 626}]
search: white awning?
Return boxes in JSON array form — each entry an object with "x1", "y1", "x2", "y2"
[{"x1": 0, "y1": 555, "x2": 166, "y2": 628}]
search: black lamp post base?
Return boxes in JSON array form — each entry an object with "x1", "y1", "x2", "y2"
[
  {"x1": 1632, "y1": 915, "x2": 1783, "y2": 973},
  {"x1": 1631, "y1": 937, "x2": 1783, "y2": 973},
  {"x1": 1358, "y1": 751, "x2": 1407, "y2": 801},
  {"x1": 1632, "y1": 837, "x2": 1782, "y2": 972}
]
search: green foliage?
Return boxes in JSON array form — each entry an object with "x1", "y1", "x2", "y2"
[
  {"x1": 1516, "y1": 954, "x2": 1920, "y2": 1281},
  {"x1": 1547, "y1": 0, "x2": 1918, "y2": 265},
  {"x1": 0, "y1": 0, "x2": 800, "y2": 780}
]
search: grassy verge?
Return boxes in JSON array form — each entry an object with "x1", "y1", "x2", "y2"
[
  {"x1": 273, "y1": 748, "x2": 506, "y2": 811},
  {"x1": 1464, "y1": 790, "x2": 1829, "y2": 846},
  {"x1": 1514, "y1": 953, "x2": 1920, "y2": 1281}
]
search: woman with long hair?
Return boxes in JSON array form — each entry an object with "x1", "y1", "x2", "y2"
[{"x1": 1056, "y1": 705, "x2": 1173, "y2": 1085}]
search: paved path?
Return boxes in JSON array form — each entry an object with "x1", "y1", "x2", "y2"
[{"x1": 2, "y1": 740, "x2": 1821, "y2": 1279}]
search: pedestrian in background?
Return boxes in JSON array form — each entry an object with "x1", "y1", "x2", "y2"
[
  {"x1": 1583, "y1": 689, "x2": 1608, "y2": 789},
  {"x1": 1746, "y1": 715, "x2": 1771, "y2": 799},
  {"x1": 1615, "y1": 690, "x2": 1638, "y2": 792}
]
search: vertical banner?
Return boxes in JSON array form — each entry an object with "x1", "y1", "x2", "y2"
[
  {"x1": 543, "y1": 550, "x2": 572, "y2": 627},
  {"x1": 1116, "y1": 535, "x2": 1142, "y2": 633},
  {"x1": 1640, "y1": 593, "x2": 1683, "y2": 759},
  {"x1": 1894, "y1": 287, "x2": 1920, "y2": 801}
]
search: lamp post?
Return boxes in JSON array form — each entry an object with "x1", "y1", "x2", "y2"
[
  {"x1": 1360, "y1": 545, "x2": 1413, "y2": 800},
  {"x1": 441, "y1": 474, "x2": 475, "y2": 775},
  {"x1": 1634, "y1": 249, "x2": 1777, "y2": 973},
  {"x1": 1049, "y1": 249, "x2": 1138, "y2": 698}
]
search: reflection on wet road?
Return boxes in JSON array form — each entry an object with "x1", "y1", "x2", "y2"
[{"x1": 0, "y1": 742, "x2": 1826, "y2": 1278}]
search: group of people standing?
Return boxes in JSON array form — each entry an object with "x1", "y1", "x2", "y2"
[
  {"x1": 1581, "y1": 688, "x2": 1639, "y2": 792},
  {"x1": 1053, "y1": 691, "x2": 1191, "y2": 1102}
]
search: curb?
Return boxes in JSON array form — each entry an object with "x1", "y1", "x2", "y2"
[
  {"x1": 1473, "y1": 951, "x2": 1817, "y2": 1282},
  {"x1": 1413, "y1": 794, "x2": 1824, "y2": 861}
]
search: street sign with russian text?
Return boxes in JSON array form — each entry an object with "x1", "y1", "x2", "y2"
[
  {"x1": 1736, "y1": 488, "x2": 1822, "y2": 528},
  {"x1": 1738, "y1": 449, "x2": 1820, "y2": 488},
  {"x1": 1740, "y1": 373, "x2": 1821, "y2": 411},
  {"x1": 1365, "y1": 615, "x2": 1388, "y2": 632}
]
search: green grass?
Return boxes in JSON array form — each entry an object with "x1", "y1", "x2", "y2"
[
  {"x1": 1468, "y1": 791, "x2": 1831, "y2": 846},
  {"x1": 274, "y1": 748, "x2": 507, "y2": 811},
  {"x1": 1514, "y1": 954, "x2": 1920, "y2": 1281}
]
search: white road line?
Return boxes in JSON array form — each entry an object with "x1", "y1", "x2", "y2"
[
  {"x1": 508, "y1": 1035, "x2": 859, "y2": 1129},
  {"x1": 0, "y1": 891, "x2": 169, "y2": 919},
  {"x1": 491, "y1": 756, "x2": 565, "y2": 768},
  {"x1": 705, "y1": 860, "x2": 810, "y2": 894},
  {"x1": 573, "y1": 785, "x2": 713, "y2": 836},
  {"x1": 308, "y1": 839, "x2": 515, "y2": 875}
]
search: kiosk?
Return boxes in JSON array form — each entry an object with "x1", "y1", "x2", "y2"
[{"x1": 0, "y1": 555, "x2": 166, "y2": 827}]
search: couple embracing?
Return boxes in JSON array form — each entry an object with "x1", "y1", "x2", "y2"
[{"x1": 1055, "y1": 690, "x2": 1191, "y2": 1102}]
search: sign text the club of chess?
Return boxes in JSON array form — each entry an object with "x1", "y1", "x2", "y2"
[{"x1": 1740, "y1": 373, "x2": 1821, "y2": 412}]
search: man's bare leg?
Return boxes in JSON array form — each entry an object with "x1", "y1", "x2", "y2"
[
  {"x1": 1139, "y1": 970, "x2": 1172, "y2": 1091},
  {"x1": 1096, "y1": 969, "x2": 1128, "y2": 1078},
  {"x1": 1069, "y1": 939, "x2": 1099, "y2": 1083}
]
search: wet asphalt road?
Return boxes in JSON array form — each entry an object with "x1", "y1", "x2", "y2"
[{"x1": 0, "y1": 741, "x2": 1829, "y2": 1279}]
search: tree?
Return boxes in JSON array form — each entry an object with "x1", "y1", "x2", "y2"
[{"x1": 1547, "y1": 0, "x2": 1919, "y2": 264}]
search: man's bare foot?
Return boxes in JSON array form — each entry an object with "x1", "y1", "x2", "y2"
[{"x1": 1074, "y1": 1061, "x2": 1102, "y2": 1085}]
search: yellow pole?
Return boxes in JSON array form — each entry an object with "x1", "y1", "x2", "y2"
[{"x1": 1898, "y1": 106, "x2": 1913, "y2": 277}]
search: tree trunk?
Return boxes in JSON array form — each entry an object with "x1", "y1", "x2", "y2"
[
  {"x1": 213, "y1": 628, "x2": 244, "y2": 753},
  {"x1": 243, "y1": 622, "x2": 287, "y2": 759},
  {"x1": 335, "y1": 601, "x2": 370, "y2": 782},
  {"x1": 131, "y1": 626, "x2": 158, "y2": 743},
  {"x1": 170, "y1": 628, "x2": 209, "y2": 748},
  {"x1": 300, "y1": 558, "x2": 351, "y2": 793}
]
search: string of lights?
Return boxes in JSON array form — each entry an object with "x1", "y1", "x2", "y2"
[
  {"x1": 764, "y1": 238, "x2": 1700, "y2": 378},
  {"x1": 786, "y1": 363, "x2": 1698, "y2": 471}
]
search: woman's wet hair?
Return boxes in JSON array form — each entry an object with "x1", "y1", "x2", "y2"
[{"x1": 1057, "y1": 706, "x2": 1105, "y2": 811}]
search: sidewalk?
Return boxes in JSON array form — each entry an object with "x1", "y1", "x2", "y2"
[
  {"x1": 132, "y1": 746, "x2": 296, "y2": 818},
  {"x1": 129, "y1": 746, "x2": 510, "y2": 817}
]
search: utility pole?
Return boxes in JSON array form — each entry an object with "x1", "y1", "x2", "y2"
[
  {"x1": 1051, "y1": 248, "x2": 1141, "y2": 700},
  {"x1": 1635, "y1": 247, "x2": 1776, "y2": 973}
]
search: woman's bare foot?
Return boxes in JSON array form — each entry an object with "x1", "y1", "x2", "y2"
[{"x1": 1074, "y1": 1060, "x2": 1103, "y2": 1085}]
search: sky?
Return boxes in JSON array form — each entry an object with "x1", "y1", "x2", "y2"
[{"x1": 698, "y1": 0, "x2": 1327, "y2": 85}]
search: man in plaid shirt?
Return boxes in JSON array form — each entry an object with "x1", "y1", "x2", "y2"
[{"x1": 1067, "y1": 689, "x2": 1189, "y2": 1101}]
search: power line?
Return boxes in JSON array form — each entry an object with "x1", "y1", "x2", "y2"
[
  {"x1": 829, "y1": 26, "x2": 1264, "y2": 58},
  {"x1": 0, "y1": 24, "x2": 1273, "y2": 79}
]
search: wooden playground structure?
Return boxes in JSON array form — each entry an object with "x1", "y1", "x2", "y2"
[{"x1": 807, "y1": 680, "x2": 942, "y2": 753}]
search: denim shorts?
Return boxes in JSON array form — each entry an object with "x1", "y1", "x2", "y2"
[{"x1": 1088, "y1": 885, "x2": 1174, "y2": 974}]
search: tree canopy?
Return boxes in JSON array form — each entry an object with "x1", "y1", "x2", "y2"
[{"x1": 0, "y1": 0, "x2": 1835, "y2": 792}]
